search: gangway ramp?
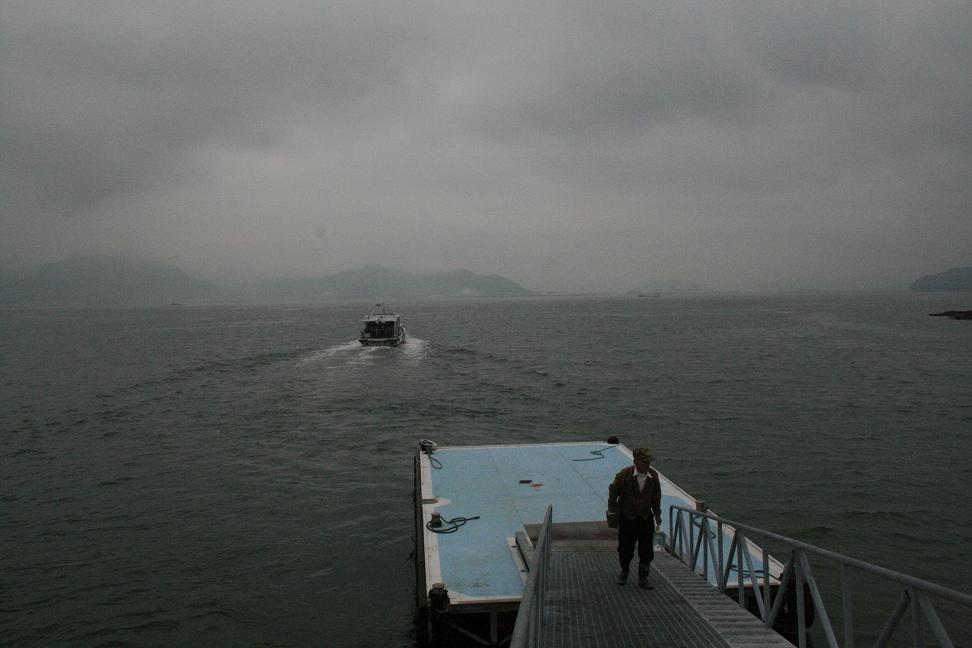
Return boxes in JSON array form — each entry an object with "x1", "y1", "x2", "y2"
[{"x1": 537, "y1": 525, "x2": 793, "y2": 648}]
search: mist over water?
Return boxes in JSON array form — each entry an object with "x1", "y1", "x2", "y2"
[{"x1": 2, "y1": 295, "x2": 971, "y2": 646}]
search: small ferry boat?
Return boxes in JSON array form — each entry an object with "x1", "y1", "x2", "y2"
[{"x1": 359, "y1": 303, "x2": 406, "y2": 346}]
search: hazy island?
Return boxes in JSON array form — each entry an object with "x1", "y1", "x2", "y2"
[
  {"x1": 910, "y1": 267, "x2": 972, "y2": 292},
  {"x1": 0, "y1": 256, "x2": 238, "y2": 308},
  {"x1": 0, "y1": 255, "x2": 534, "y2": 307}
]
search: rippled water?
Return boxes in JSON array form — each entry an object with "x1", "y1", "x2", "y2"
[{"x1": 2, "y1": 294, "x2": 970, "y2": 646}]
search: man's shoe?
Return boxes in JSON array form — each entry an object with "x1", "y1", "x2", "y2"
[
  {"x1": 617, "y1": 568, "x2": 629, "y2": 585},
  {"x1": 638, "y1": 564, "x2": 653, "y2": 589}
]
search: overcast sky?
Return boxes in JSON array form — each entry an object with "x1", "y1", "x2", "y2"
[{"x1": 2, "y1": 1, "x2": 970, "y2": 292}]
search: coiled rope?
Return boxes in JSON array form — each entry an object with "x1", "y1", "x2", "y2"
[
  {"x1": 572, "y1": 444, "x2": 618, "y2": 461},
  {"x1": 426, "y1": 515, "x2": 481, "y2": 534}
]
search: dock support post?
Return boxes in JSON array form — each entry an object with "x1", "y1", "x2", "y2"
[
  {"x1": 910, "y1": 588, "x2": 926, "y2": 648},
  {"x1": 716, "y1": 520, "x2": 726, "y2": 592},
  {"x1": 737, "y1": 532, "x2": 745, "y2": 607},
  {"x1": 762, "y1": 536, "x2": 770, "y2": 625},
  {"x1": 841, "y1": 563, "x2": 854, "y2": 648},
  {"x1": 796, "y1": 551, "x2": 807, "y2": 648},
  {"x1": 428, "y1": 583, "x2": 451, "y2": 648}
]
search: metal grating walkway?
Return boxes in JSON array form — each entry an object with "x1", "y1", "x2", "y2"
[{"x1": 542, "y1": 548, "x2": 794, "y2": 648}]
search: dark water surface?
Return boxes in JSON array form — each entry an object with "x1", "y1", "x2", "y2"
[{"x1": 2, "y1": 294, "x2": 971, "y2": 646}]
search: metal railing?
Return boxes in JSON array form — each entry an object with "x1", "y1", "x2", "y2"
[
  {"x1": 510, "y1": 505, "x2": 553, "y2": 648},
  {"x1": 668, "y1": 504, "x2": 972, "y2": 648}
]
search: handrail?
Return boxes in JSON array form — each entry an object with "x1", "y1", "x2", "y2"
[
  {"x1": 510, "y1": 505, "x2": 553, "y2": 648},
  {"x1": 668, "y1": 504, "x2": 972, "y2": 648}
]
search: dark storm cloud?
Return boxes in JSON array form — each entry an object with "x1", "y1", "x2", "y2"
[
  {"x1": 739, "y1": 4, "x2": 972, "y2": 154},
  {"x1": 1, "y1": 1, "x2": 436, "y2": 207},
  {"x1": 448, "y1": 5, "x2": 765, "y2": 140},
  {"x1": 1, "y1": 1, "x2": 970, "y2": 290}
]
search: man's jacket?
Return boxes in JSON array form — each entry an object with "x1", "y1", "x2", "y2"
[{"x1": 608, "y1": 465, "x2": 662, "y2": 520}]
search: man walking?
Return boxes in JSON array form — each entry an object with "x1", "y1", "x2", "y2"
[{"x1": 607, "y1": 448, "x2": 663, "y2": 589}]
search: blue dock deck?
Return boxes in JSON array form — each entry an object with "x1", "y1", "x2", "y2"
[
  {"x1": 418, "y1": 441, "x2": 781, "y2": 606},
  {"x1": 416, "y1": 441, "x2": 972, "y2": 648}
]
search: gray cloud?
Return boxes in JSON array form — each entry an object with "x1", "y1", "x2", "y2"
[
  {"x1": 2, "y1": 0, "x2": 970, "y2": 291},
  {"x1": 1, "y1": 1, "x2": 436, "y2": 206}
]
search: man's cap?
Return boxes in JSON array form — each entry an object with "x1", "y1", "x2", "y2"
[{"x1": 633, "y1": 447, "x2": 653, "y2": 462}]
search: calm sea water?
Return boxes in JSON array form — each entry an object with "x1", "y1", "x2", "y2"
[{"x1": 2, "y1": 294, "x2": 970, "y2": 647}]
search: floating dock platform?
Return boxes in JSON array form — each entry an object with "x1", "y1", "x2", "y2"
[{"x1": 414, "y1": 441, "x2": 787, "y2": 647}]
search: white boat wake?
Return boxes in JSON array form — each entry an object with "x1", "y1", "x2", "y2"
[
  {"x1": 401, "y1": 337, "x2": 429, "y2": 357},
  {"x1": 297, "y1": 337, "x2": 429, "y2": 366},
  {"x1": 296, "y1": 341, "x2": 361, "y2": 365}
]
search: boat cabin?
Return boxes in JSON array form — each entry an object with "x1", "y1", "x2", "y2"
[
  {"x1": 359, "y1": 303, "x2": 406, "y2": 346},
  {"x1": 361, "y1": 317, "x2": 400, "y2": 339}
]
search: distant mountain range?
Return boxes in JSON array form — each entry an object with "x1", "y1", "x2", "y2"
[
  {"x1": 910, "y1": 267, "x2": 972, "y2": 292},
  {"x1": 0, "y1": 256, "x2": 534, "y2": 307},
  {"x1": 246, "y1": 263, "x2": 533, "y2": 303},
  {"x1": 0, "y1": 256, "x2": 238, "y2": 307}
]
